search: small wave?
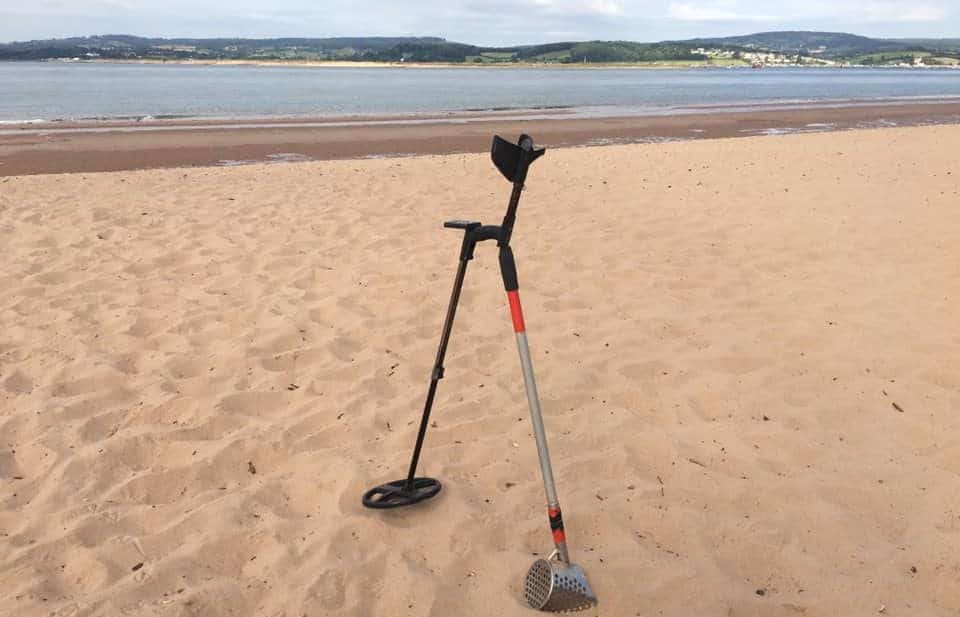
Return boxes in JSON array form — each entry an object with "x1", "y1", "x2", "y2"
[
  {"x1": 740, "y1": 127, "x2": 825, "y2": 136},
  {"x1": 581, "y1": 135, "x2": 690, "y2": 147},
  {"x1": 266, "y1": 152, "x2": 311, "y2": 163},
  {"x1": 361, "y1": 152, "x2": 418, "y2": 160},
  {"x1": 217, "y1": 152, "x2": 313, "y2": 167},
  {"x1": 462, "y1": 104, "x2": 574, "y2": 113},
  {"x1": 0, "y1": 119, "x2": 47, "y2": 125},
  {"x1": 73, "y1": 114, "x2": 197, "y2": 122},
  {"x1": 856, "y1": 119, "x2": 900, "y2": 128}
]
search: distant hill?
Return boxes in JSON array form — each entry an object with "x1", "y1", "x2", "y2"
[
  {"x1": 676, "y1": 31, "x2": 911, "y2": 57},
  {"x1": 1, "y1": 31, "x2": 958, "y2": 64},
  {"x1": 890, "y1": 38, "x2": 960, "y2": 54},
  {"x1": 518, "y1": 41, "x2": 706, "y2": 63},
  {"x1": 0, "y1": 35, "x2": 447, "y2": 61},
  {"x1": 675, "y1": 31, "x2": 960, "y2": 58},
  {"x1": 0, "y1": 35, "x2": 710, "y2": 64},
  {"x1": 370, "y1": 40, "x2": 707, "y2": 63}
]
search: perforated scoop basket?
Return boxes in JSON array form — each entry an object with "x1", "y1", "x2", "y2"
[{"x1": 523, "y1": 551, "x2": 597, "y2": 612}]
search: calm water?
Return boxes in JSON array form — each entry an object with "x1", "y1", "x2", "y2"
[{"x1": 1, "y1": 61, "x2": 959, "y2": 122}]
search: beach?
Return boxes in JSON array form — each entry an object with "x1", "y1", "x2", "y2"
[
  {"x1": 2, "y1": 124, "x2": 960, "y2": 617},
  {"x1": 1, "y1": 100, "x2": 960, "y2": 176}
]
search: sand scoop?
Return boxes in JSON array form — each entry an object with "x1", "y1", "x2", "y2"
[
  {"x1": 525, "y1": 549, "x2": 596, "y2": 611},
  {"x1": 362, "y1": 134, "x2": 596, "y2": 611}
]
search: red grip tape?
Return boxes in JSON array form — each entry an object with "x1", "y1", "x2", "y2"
[{"x1": 507, "y1": 290, "x2": 526, "y2": 333}]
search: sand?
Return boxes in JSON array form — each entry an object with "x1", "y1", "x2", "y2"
[{"x1": 1, "y1": 125, "x2": 960, "y2": 617}]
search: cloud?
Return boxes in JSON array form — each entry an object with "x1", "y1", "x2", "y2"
[
  {"x1": 0, "y1": 0, "x2": 956, "y2": 44},
  {"x1": 894, "y1": 6, "x2": 944, "y2": 21},
  {"x1": 668, "y1": 1, "x2": 774, "y2": 21},
  {"x1": 588, "y1": 0, "x2": 625, "y2": 15},
  {"x1": 819, "y1": 1, "x2": 945, "y2": 22},
  {"x1": 37, "y1": 0, "x2": 142, "y2": 9},
  {"x1": 667, "y1": 0, "x2": 945, "y2": 23},
  {"x1": 2, "y1": 0, "x2": 140, "y2": 14},
  {"x1": 528, "y1": 0, "x2": 624, "y2": 16}
]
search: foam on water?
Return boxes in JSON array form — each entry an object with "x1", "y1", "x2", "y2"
[{"x1": 217, "y1": 152, "x2": 314, "y2": 167}]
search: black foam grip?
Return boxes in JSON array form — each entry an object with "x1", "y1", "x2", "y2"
[{"x1": 499, "y1": 246, "x2": 519, "y2": 292}]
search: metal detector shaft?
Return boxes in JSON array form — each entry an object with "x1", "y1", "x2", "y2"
[
  {"x1": 404, "y1": 246, "x2": 471, "y2": 490},
  {"x1": 406, "y1": 133, "x2": 540, "y2": 488},
  {"x1": 364, "y1": 134, "x2": 544, "y2": 512}
]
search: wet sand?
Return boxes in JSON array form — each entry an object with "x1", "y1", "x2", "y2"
[{"x1": 1, "y1": 101, "x2": 959, "y2": 175}]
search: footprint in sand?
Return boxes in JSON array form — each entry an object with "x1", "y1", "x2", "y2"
[
  {"x1": 127, "y1": 315, "x2": 168, "y2": 338},
  {"x1": 305, "y1": 569, "x2": 347, "y2": 611},
  {"x1": 4, "y1": 369, "x2": 34, "y2": 394},
  {"x1": 219, "y1": 391, "x2": 289, "y2": 417},
  {"x1": 164, "y1": 355, "x2": 209, "y2": 380}
]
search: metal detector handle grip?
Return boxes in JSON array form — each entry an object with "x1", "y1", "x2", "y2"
[
  {"x1": 499, "y1": 181, "x2": 525, "y2": 247},
  {"x1": 499, "y1": 135, "x2": 535, "y2": 246}
]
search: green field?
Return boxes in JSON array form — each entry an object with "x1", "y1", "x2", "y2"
[
  {"x1": 848, "y1": 50, "x2": 930, "y2": 64},
  {"x1": 923, "y1": 56, "x2": 960, "y2": 66},
  {"x1": 529, "y1": 50, "x2": 572, "y2": 62},
  {"x1": 466, "y1": 51, "x2": 518, "y2": 63},
  {"x1": 704, "y1": 57, "x2": 749, "y2": 66}
]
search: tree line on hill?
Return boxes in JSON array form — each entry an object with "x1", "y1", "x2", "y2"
[{"x1": 1, "y1": 32, "x2": 958, "y2": 64}]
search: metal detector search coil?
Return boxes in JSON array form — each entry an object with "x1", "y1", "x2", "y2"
[{"x1": 362, "y1": 134, "x2": 597, "y2": 612}]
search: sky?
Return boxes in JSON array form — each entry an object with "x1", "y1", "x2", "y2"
[{"x1": 1, "y1": 0, "x2": 957, "y2": 44}]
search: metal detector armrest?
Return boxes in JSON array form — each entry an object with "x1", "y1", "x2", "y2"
[
  {"x1": 444, "y1": 221, "x2": 502, "y2": 261},
  {"x1": 444, "y1": 220, "x2": 482, "y2": 231}
]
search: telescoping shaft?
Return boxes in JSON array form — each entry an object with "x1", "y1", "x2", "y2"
[{"x1": 499, "y1": 245, "x2": 570, "y2": 564}]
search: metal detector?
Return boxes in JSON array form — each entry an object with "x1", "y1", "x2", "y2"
[{"x1": 362, "y1": 135, "x2": 596, "y2": 612}]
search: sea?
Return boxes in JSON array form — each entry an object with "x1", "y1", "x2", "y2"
[{"x1": 1, "y1": 61, "x2": 959, "y2": 123}]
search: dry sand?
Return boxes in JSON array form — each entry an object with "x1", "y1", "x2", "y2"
[{"x1": 1, "y1": 125, "x2": 960, "y2": 616}]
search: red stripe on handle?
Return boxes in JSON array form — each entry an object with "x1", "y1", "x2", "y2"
[
  {"x1": 548, "y1": 507, "x2": 566, "y2": 544},
  {"x1": 507, "y1": 290, "x2": 526, "y2": 333}
]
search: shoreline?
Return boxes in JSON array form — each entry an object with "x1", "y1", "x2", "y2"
[
  {"x1": 12, "y1": 58, "x2": 960, "y2": 70},
  {"x1": 1, "y1": 100, "x2": 959, "y2": 176},
  {"x1": 3, "y1": 95, "x2": 960, "y2": 131},
  {"x1": 0, "y1": 107, "x2": 577, "y2": 131}
]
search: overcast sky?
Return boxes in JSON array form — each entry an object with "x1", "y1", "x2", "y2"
[{"x1": 1, "y1": 0, "x2": 956, "y2": 44}]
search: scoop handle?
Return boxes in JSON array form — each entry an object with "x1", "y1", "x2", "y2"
[{"x1": 501, "y1": 248, "x2": 570, "y2": 564}]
